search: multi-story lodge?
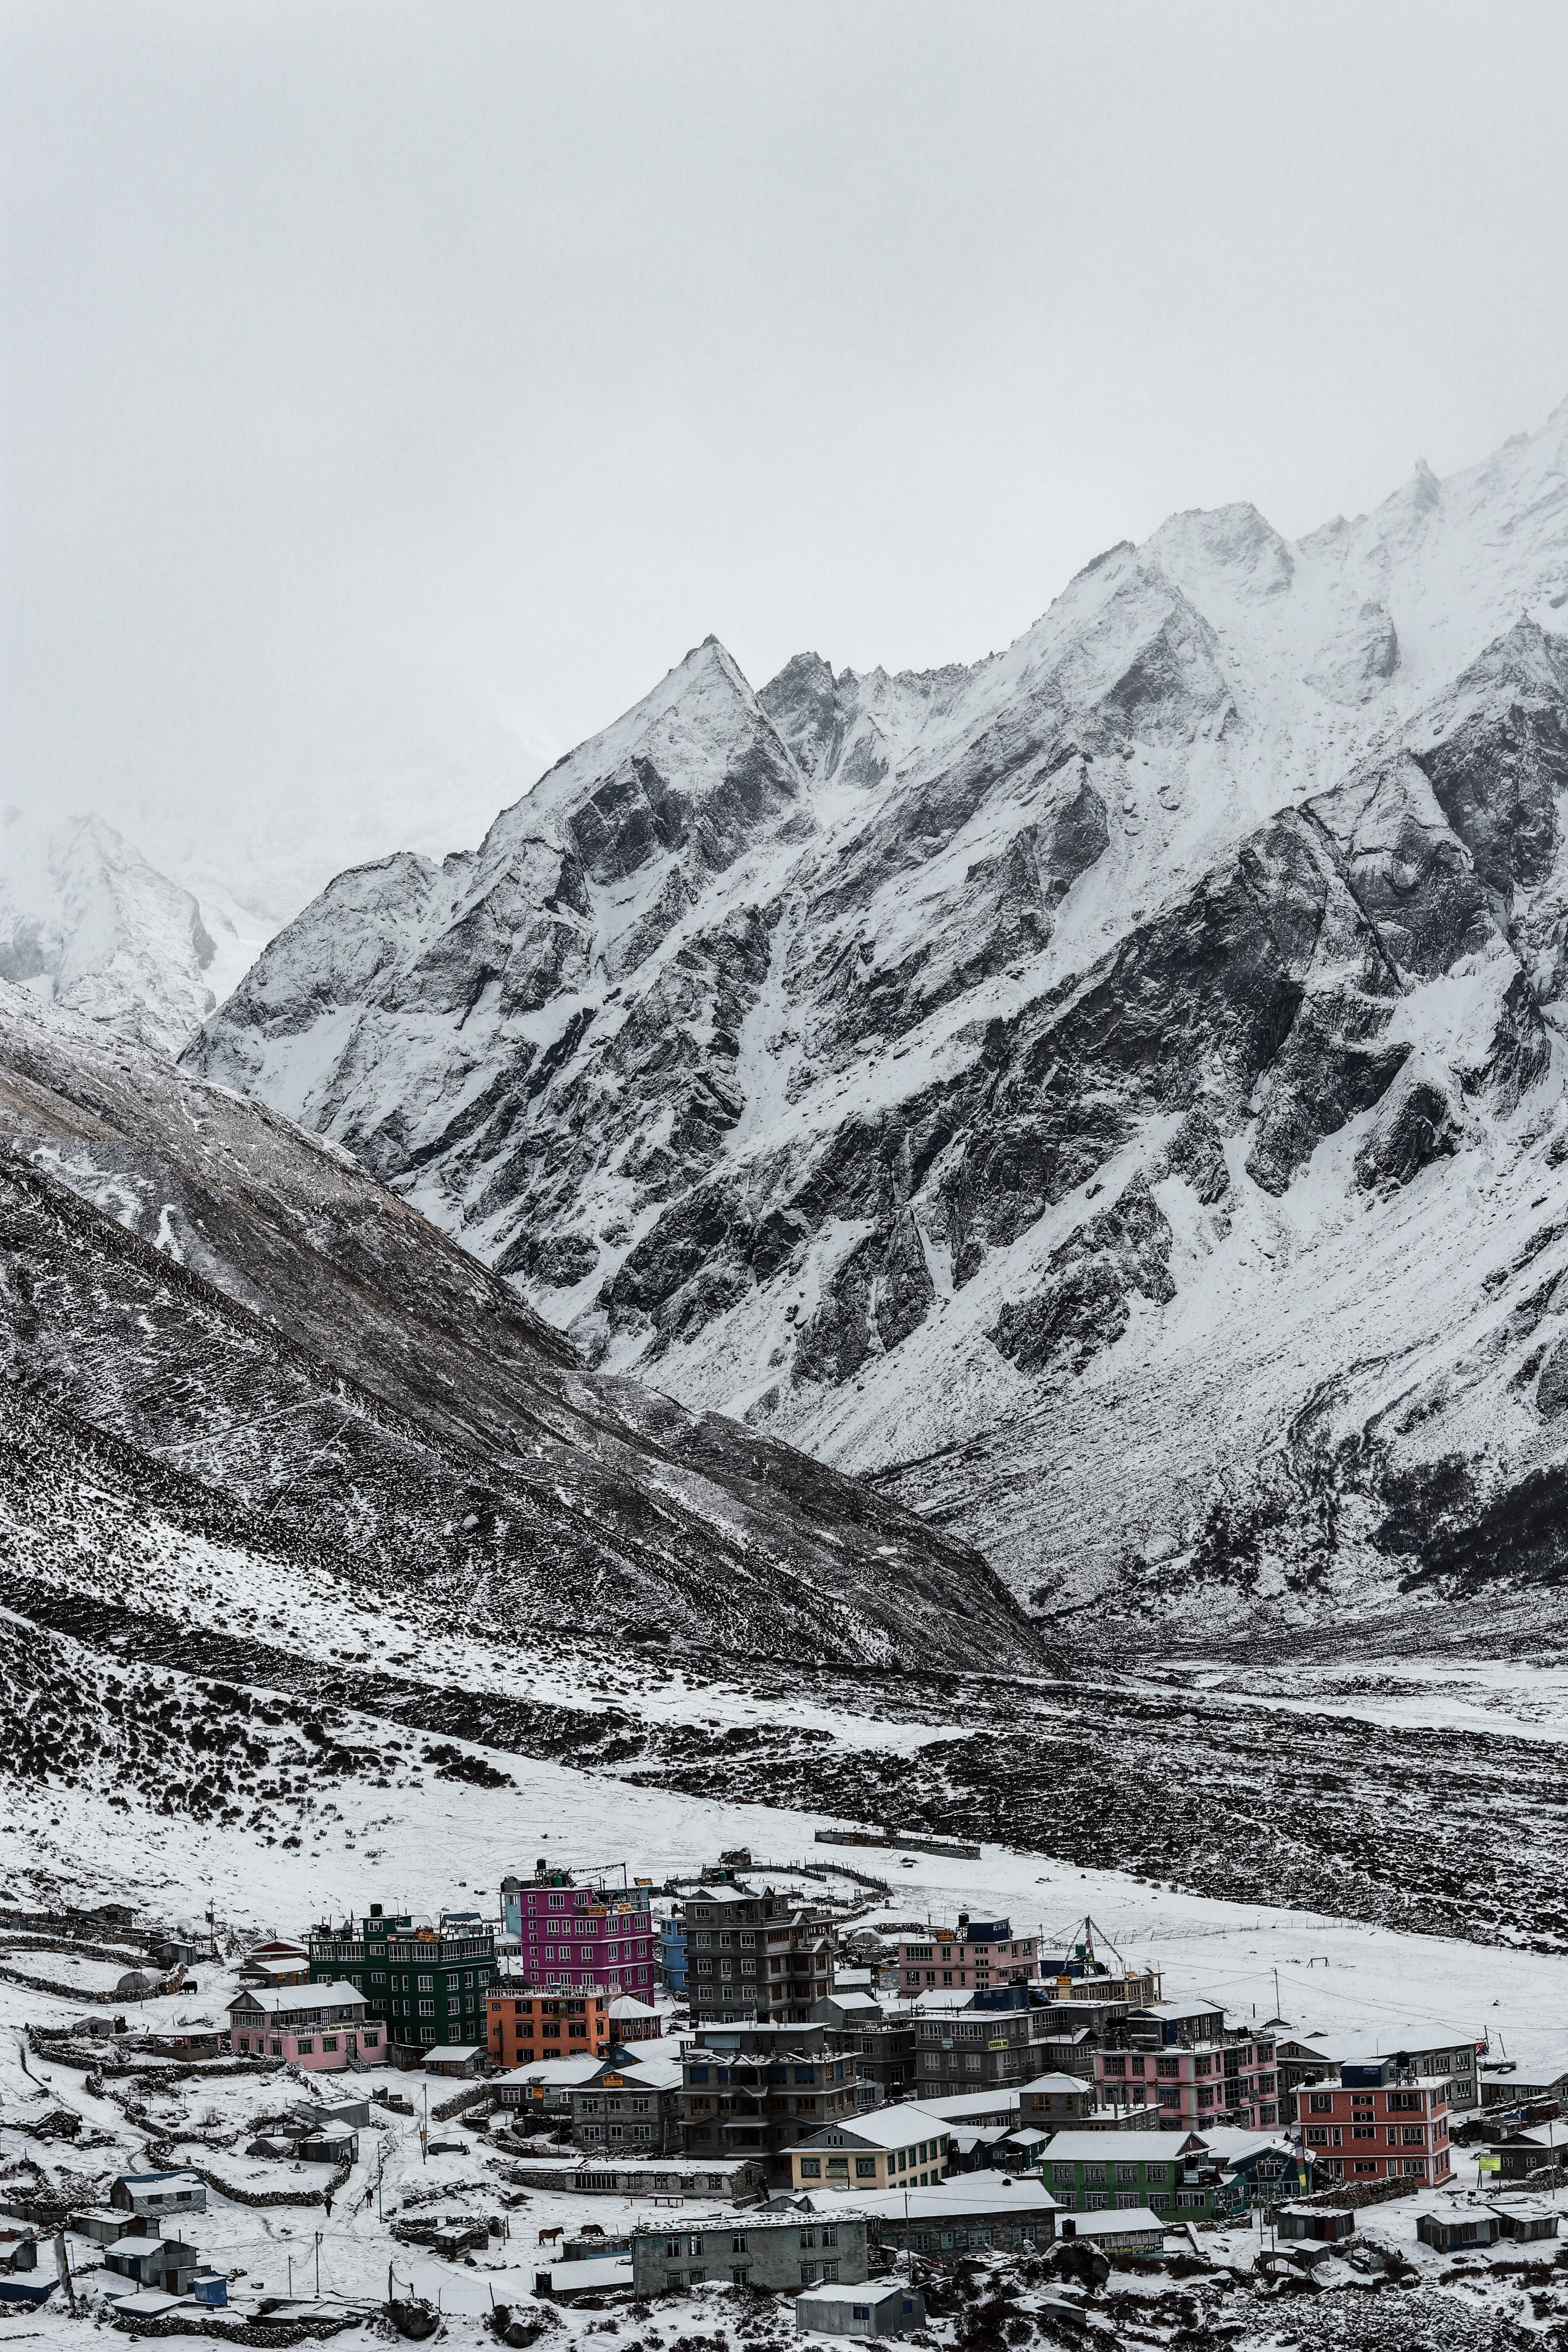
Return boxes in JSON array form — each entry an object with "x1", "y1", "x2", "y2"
[
  {"x1": 895, "y1": 1917, "x2": 1038, "y2": 1996},
  {"x1": 679, "y1": 1884, "x2": 836, "y2": 2025},
  {"x1": 913, "y1": 1987, "x2": 1062, "y2": 2102},
  {"x1": 501, "y1": 1865, "x2": 657, "y2": 1998},
  {"x1": 784, "y1": 2103, "x2": 952, "y2": 2194},
  {"x1": 679, "y1": 2021, "x2": 862, "y2": 2182},
  {"x1": 572, "y1": 2048, "x2": 684, "y2": 2154},
  {"x1": 1298, "y1": 2059, "x2": 1453, "y2": 2186},
  {"x1": 1096, "y1": 2009, "x2": 1280, "y2": 2130},
  {"x1": 1275, "y1": 2028, "x2": 1481, "y2": 2120},
  {"x1": 487, "y1": 1984, "x2": 611, "y2": 2068},
  {"x1": 811, "y1": 1991, "x2": 918, "y2": 2107},
  {"x1": 307, "y1": 1904, "x2": 495, "y2": 2058}
]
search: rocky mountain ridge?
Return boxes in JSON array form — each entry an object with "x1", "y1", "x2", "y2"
[
  {"x1": 0, "y1": 981, "x2": 1027, "y2": 1673},
  {"x1": 185, "y1": 397, "x2": 1568, "y2": 1635}
]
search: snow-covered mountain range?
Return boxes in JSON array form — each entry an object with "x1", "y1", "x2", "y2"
[{"x1": 174, "y1": 394, "x2": 1568, "y2": 1636}]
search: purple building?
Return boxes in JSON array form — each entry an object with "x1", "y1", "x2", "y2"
[{"x1": 501, "y1": 1864, "x2": 656, "y2": 1996}]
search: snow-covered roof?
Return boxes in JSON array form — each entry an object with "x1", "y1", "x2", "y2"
[
  {"x1": 541, "y1": 2255, "x2": 632, "y2": 2294},
  {"x1": 789, "y1": 2102, "x2": 949, "y2": 2152},
  {"x1": 917, "y1": 2089, "x2": 1022, "y2": 2121},
  {"x1": 1019, "y1": 2071, "x2": 1094, "y2": 2095},
  {"x1": 1196, "y1": 2129, "x2": 1301, "y2": 2163},
  {"x1": 116, "y1": 2171, "x2": 203, "y2": 2191},
  {"x1": 837, "y1": 2174, "x2": 1058, "y2": 2222},
  {"x1": 1062, "y1": 2205, "x2": 1165, "y2": 2240},
  {"x1": 1130, "y1": 2002, "x2": 1225, "y2": 2022},
  {"x1": 606, "y1": 1994, "x2": 658, "y2": 2017},
  {"x1": 796, "y1": 2283, "x2": 911, "y2": 2312},
  {"x1": 421, "y1": 2045, "x2": 483, "y2": 2064},
  {"x1": 1279, "y1": 2026, "x2": 1477, "y2": 2060},
  {"x1": 227, "y1": 1981, "x2": 365, "y2": 2017},
  {"x1": 506, "y1": 2055, "x2": 607, "y2": 2086},
  {"x1": 1040, "y1": 2130, "x2": 1205, "y2": 2162}
]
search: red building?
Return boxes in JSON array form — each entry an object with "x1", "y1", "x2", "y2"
[{"x1": 1298, "y1": 2060, "x2": 1452, "y2": 2185}]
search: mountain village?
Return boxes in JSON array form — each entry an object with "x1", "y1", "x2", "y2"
[{"x1": 2, "y1": 1849, "x2": 1566, "y2": 2350}]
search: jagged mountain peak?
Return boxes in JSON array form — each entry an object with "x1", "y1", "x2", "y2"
[
  {"x1": 1145, "y1": 501, "x2": 1296, "y2": 603},
  {"x1": 0, "y1": 807, "x2": 222, "y2": 1056}
]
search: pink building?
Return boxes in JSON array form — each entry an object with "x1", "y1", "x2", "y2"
[
  {"x1": 501, "y1": 1869, "x2": 657, "y2": 1995},
  {"x1": 1097, "y1": 2031, "x2": 1279, "y2": 2130},
  {"x1": 225, "y1": 1981, "x2": 385, "y2": 2071},
  {"x1": 897, "y1": 1915, "x2": 1038, "y2": 1996}
]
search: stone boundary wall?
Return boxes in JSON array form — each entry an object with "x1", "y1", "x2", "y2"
[
  {"x1": 142, "y1": 2140, "x2": 353, "y2": 2213},
  {"x1": 430, "y1": 2085, "x2": 495, "y2": 2125},
  {"x1": 107, "y1": 2307, "x2": 371, "y2": 2343},
  {"x1": 1293, "y1": 2176, "x2": 1418, "y2": 2212}
]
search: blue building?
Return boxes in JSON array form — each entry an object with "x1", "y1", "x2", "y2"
[{"x1": 659, "y1": 1914, "x2": 688, "y2": 1997}]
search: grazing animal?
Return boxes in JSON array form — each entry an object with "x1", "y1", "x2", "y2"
[
  {"x1": 577, "y1": 2223, "x2": 605, "y2": 2239},
  {"x1": 536, "y1": 2227, "x2": 563, "y2": 2247}
]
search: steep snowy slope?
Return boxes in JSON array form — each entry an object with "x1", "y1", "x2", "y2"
[
  {"x1": 0, "y1": 983, "x2": 1029, "y2": 1671},
  {"x1": 186, "y1": 398, "x2": 1568, "y2": 1629},
  {"x1": 0, "y1": 810, "x2": 241, "y2": 1053}
]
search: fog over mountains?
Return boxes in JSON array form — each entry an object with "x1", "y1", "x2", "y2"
[{"x1": 17, "y1": 399, "x2": 1568, "y2": 1650}]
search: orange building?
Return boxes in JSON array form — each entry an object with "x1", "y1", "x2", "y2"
[{"x1": 487, "y1": 1985, "x2": 611, "y2": 2068}]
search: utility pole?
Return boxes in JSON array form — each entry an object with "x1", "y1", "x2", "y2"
[
  {"x1": 314, "y1": 2232, "x2": 323, "y2": 2300},
  {"x1": 53, "y1": 2233, "x2": 77, "y2": 2316}
]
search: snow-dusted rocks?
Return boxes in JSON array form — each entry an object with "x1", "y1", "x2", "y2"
[{"x1": 185, "y1": 396, "x2": 1568, "y2": 1633}]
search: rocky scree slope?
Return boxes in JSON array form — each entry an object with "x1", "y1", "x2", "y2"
[
  {"x1": 0, "y1": 983, "x2": 1026, "y2": 1673},
  {"x1": 185, "y1": 400, "x2": 1568, "y2": 1634}
]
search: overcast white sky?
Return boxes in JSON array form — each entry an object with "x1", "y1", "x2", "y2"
[{"x1": 4, "y1": 0, "x2": 1568, "y2": 919}]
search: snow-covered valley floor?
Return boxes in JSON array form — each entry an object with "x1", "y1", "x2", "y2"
[{"x1": 5, "y1": 1746, "x2": 1568, "y2": 2352}]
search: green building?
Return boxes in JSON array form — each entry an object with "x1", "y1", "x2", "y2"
[
  {"x1": 1038, "y1": 2129, "x2": 1233, "y2": 2220},
  {"x1": 307, "y1": 1902, "x2": 496, "y2": 2057}
]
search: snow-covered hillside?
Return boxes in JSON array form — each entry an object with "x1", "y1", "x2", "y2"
[
  {"x1": 0, "y1": 810, "x2": 256, "y2": 1053},
  {"x1": 0, "y1": 981, "x2": 1025, "y2": 1673},
  {"x1": 185, "y1": 398, "x2": 1568, "y2": 1630}
]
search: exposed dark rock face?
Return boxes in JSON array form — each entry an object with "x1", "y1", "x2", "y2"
[
  {"x1": 992, "y1": 1174, "x2": 1174, "y2": 1376},
  {"x1": 1155, "y1": 1107, "x2": 1231, "y2": 1205},
  {"x1": 1355, "y1": 1062, "x2": 1463, "y2": 1192}
]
